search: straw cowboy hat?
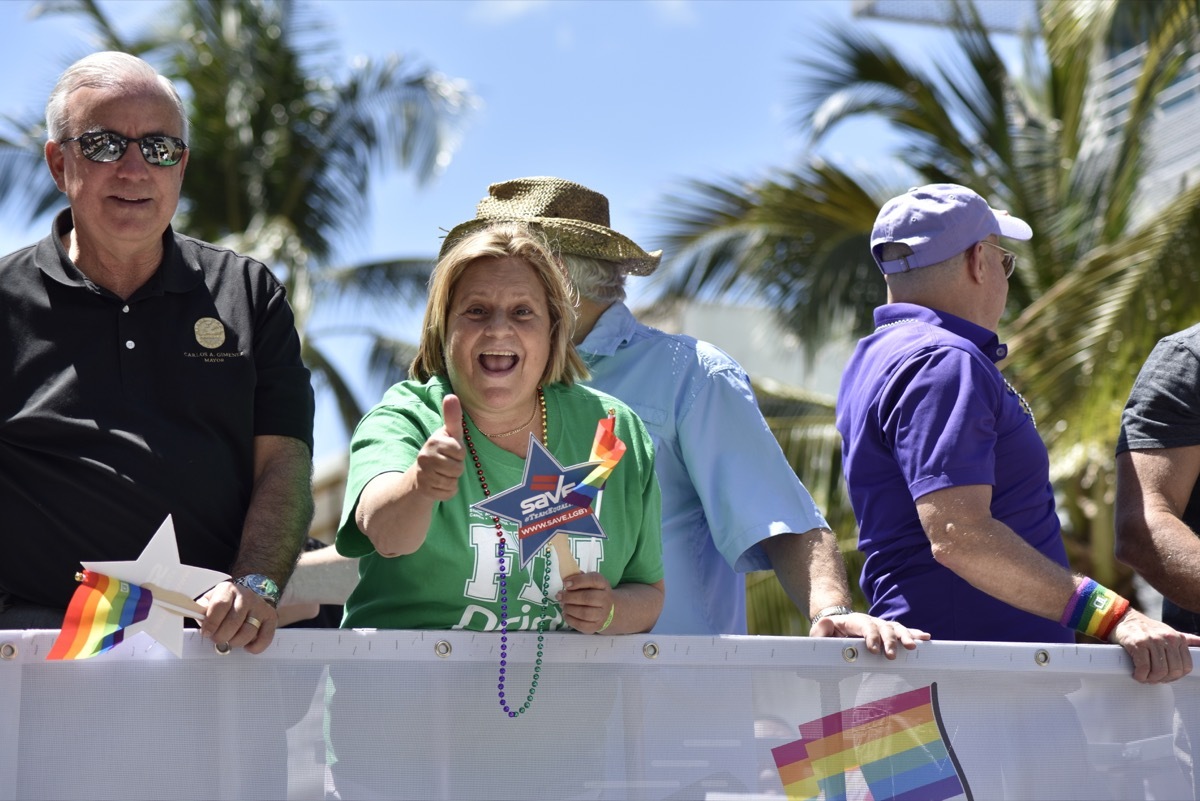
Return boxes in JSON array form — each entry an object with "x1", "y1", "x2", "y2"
[{"x1": 439, "y1": 177, "x2": 663, "y2": 275}]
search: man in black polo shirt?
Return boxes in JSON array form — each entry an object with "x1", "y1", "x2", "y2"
[
  {"x1": 1116, "y1": 324, "x2": 1200, "y2": 633},
  {"x1": 0, "y1": 51, "x2": 314, "y2": 654}
]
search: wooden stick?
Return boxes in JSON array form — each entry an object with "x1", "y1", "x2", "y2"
[
  {"x1": 550, "y1": 533, "x2": 582, "y2": 579},
  {"x1": 143, "y1": 583, "x2": 206, "y2": 621}
]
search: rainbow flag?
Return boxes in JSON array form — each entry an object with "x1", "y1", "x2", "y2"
[
  {"x1": 565, "y1": 412, "x2": 626, "y2": 508},
  {"x1": 772, "y1": 683, "x2": 972, "y2": 801},
  {"x1": 47, "y1": 570, "x2": 154, "y2": 660}
]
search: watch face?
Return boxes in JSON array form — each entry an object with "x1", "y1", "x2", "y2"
[{"x1": 237, "y1": 574, "x2": 280, "y2": 604}]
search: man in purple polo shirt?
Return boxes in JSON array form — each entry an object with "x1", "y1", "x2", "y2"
[{"x1": 836, "y1": 183, "x2": 1199, "y2": 683}]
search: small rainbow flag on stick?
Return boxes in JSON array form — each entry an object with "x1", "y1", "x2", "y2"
[
  {"x1": 549, "y1": 411, "x2": 626, "y2": 578},
  {"x1": 47, "y1": 570, "x2": 155, "y2": 660},
  {"x1": 565, "y1": 410, "x2": 626, "y2": 509},
  {"x1": 772, "y1": 683, "x2": 972, "y2": 801}
]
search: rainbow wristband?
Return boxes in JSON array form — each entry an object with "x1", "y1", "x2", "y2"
[{"x1": 1060, "y1": 578, "x2": 1130, "y2": 641}]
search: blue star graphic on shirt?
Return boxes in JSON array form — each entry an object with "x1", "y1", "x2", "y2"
[{"x1": 471, "y1": 434, "x2": 607, "y2": 569}]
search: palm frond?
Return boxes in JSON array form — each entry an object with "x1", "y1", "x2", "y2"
[
  {"x1": 30, "y1": 0, "x2": 129, "y2": 51},
  {"x1": 0, "y1": 118, "x2": 62, "y2": 223},
  {"x1": 1008, "y1": 181, "x2": 1200, "y2": 454},
  {"x1": 154, "y1": 0, "x2": 474, "y2": 265},
  {"x1": 304, "y1": 339, "x2": 366, "y2": 438},
  {"x1": 651, "y1": 165, "x2": 892, "y2": 358},
  {"x1": 365, "y1": 333, "x2": 419, "y2": 397},
  {"x1": 315, "y1": 256, "x2": 434, "y2": 312},
  {"x1": 797, "y1": 23, "x2": 979, "y2": 180},
  {"x1": 648, "y1": 176, "x2": 764, "y2": 300}
]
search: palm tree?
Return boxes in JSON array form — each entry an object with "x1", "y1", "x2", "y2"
[
  {"x1": 652, "y1": 0, "x2": 1200, "y2": 632},
  {"x1": 749, "y1": 377, "x2": 863, "y2": 635},
  {"x1": 0, "y1": 0, "x2": 474, "y2": 432}
]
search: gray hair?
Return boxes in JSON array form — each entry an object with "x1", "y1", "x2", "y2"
[
  {"x1": 559, "y1": 252, "x2": 627, "y2": 304},
  {"x1": 883, "y1": 248, "x2": 968, "y2": 295},
  {"x1": 46, "y1": 51, "x2": 188, "y2": 142}
]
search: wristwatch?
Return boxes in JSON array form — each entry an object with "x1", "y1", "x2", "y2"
[
  {"x1": 810, "y1": 605, "x2": 853, "y2": 625},
  {"x1": 233, "y1": 574, "x2": 281, "y2": 607}
]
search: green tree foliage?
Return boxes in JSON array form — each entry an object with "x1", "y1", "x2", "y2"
[{"x1": 652, "y1": 0, "x2": 1200, "y2": 632}]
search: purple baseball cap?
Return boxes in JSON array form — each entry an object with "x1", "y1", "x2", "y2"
[{"x1": 870, "y1": 183, "x2": 1033, "y2": 274}]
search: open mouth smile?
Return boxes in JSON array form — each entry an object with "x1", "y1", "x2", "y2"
[{"x1": 479, "y1": 350, "x2": 518, "y2": 374}]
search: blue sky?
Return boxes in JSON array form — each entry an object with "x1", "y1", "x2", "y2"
[{"x1": 0, "y1": 0, "x2": 1020, "y2": 459}]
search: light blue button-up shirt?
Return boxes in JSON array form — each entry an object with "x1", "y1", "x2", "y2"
[{"x1": 578, "y1": 302, "x2": 830, "y2": 634}]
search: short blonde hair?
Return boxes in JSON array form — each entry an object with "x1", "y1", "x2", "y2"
[{"x1": 410, "y1": 222, "x2": 589, "y2": 385}]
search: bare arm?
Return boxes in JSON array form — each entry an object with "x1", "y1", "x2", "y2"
[
  {"x1": 917, "y1": 485, "x2": 1077, "y2": 617},
  {"x1": 356, "y1": 394, "x2": 466, "y2": 557},
  {"x1": 920, "y1": 484, "x2": 1199, "y2": 683},
  {"x1": 279, "y1": 544, "x2": 359, "y2": 607},
  {"x1": 1115, "y1": 447, "x2": 1200, "y2": 611},
  {"x1": 760, "y1": 528, "x2": 851, "y2": 614},
  {"x1": 761, "y1": 530, "x2": 929, "y2": 658},
  {"x1": 200, "y1": 434, "x2": 314, "y2": 653}
]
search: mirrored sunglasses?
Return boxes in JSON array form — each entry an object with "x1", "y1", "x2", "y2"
[
  {"x1": 981, "y1": 240, "x2": 1017, "y2": 279},
  {"x1": 61, "y1": 130, "x2": 187, "y2": 167}
]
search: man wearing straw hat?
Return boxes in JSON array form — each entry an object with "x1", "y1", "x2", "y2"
[{"x1": 438, "y1": 176, "x2": 926, "y2": 655}]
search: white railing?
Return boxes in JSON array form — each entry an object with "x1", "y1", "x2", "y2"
[{"x1": 1, "y1": 629, "x2": 1196, "y2": 800}]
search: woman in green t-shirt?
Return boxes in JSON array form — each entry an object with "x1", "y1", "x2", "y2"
[
  {"x1": 336, "y1": 222, "x2": 664, "y2": 646},
  {"x1": 327, "y1": 218, "x2": 665, "y2": 800}
]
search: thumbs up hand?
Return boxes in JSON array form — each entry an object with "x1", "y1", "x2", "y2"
[{"x1": 411, "y1": 393, "x2": 467, "y2": 502}]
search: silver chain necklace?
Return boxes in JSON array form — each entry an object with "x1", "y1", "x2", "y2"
[
  {"x1": 875, "y1": 317, "x2": 1036, "y2": 428},
  {"x1": 1002, "y1": 377, "x2": 1036, "y2": 429}
]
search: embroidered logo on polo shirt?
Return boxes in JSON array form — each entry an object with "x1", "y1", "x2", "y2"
[
  {"x1": 185, "y1": 317, "x2": 244, "y2": 363},
  {"x1": 194, "y1": 317, "x2": 226, "y2": 349}
]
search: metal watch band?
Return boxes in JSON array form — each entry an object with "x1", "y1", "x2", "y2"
[{"x1": 810, "y1": 605, "x2": 853, "y2": 625}]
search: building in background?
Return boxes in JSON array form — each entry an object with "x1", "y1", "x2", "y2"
[
  {"x1": 641, "y1": 301, "x2": 852, "y2": 397},
  {"x1": 854, "y1": 0, "x2": 1200, "y2": 221}
]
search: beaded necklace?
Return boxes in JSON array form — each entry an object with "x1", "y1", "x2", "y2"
[
  {"x1": 1002, "y1": 377, "x2": 1036, "y2": 429},
  {"x1": 462, "y1": 386, "x2": 552, "y2": 717},
  {"x1": 875, "y1": 317, "x2": 1037, "y2": 428}
]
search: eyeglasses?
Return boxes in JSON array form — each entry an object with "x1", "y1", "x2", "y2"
[
  {"x1": 980, "y1": 240, "x2": 1017, "y2": 279},
  {"x1": 60, "y1": 130, "x2": 188, "y2": 167}
]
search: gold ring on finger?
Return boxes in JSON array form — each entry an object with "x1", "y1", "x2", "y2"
[{"x1": 246, "y1": 616, "x2": 262, "y2": 630}]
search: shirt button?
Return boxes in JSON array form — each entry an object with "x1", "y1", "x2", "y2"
[
  {"x1": 125, "y1": 340, "x2": 135, "y2": 350},
  {"x1": 122, "y1": 305, "x2": 130, "y2": 313}
]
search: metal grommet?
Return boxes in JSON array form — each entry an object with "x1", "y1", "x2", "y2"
[
  {"x1": 1034, "y1": 649, "x2": 1050, "y2": 667},
  {"x1": 214, "y1": 642, "x2": 232, "y2": 656},
  {"x1": 0, "y1": 642, "x2": 16, "y2": 660},
  {"x1": 642, "y1": 641, "x2": 659, "y2": 659},
  {"x1": 434, "y1": 640, "x2": 452, "y2": 658},
  {"x1": 842, "y1": 645, "x2": 859, "y2": 663}
]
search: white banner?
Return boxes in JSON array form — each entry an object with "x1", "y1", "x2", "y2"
[{"x1": 0, "y1": 629, "x2": 1196, "y2": 800}]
